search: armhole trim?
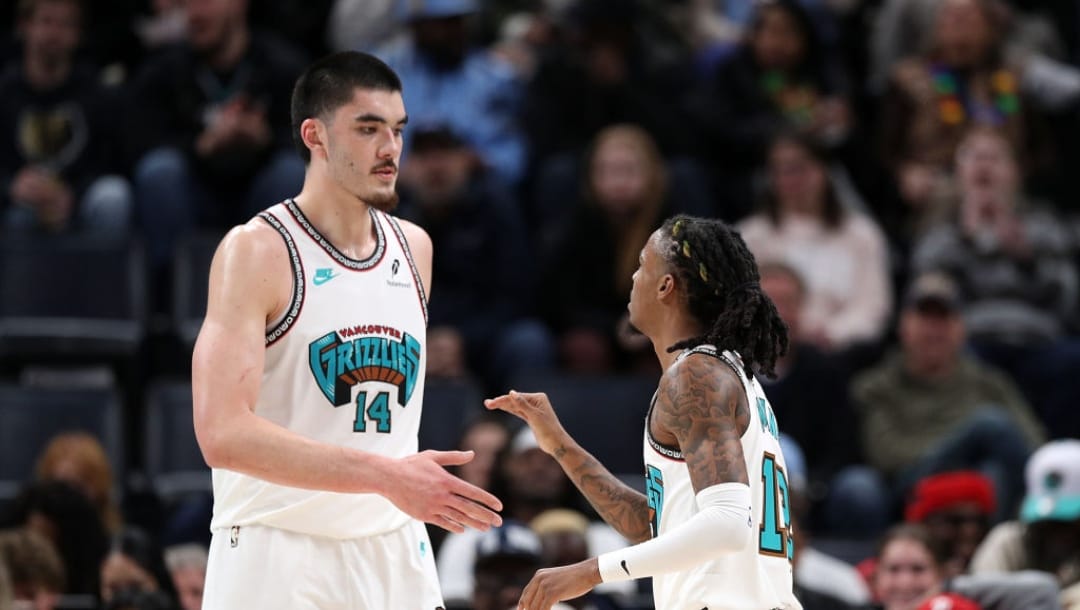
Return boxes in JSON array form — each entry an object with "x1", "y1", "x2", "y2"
[
  {"x1": 646, "y1": 391, "x2": 684, "y2": 461},
  {"x1": 260, "y1": 211, "x2": 306, "y2": 346},
  {"x1": 383, "y1": 213, "x2": 429, "y2": 325}
]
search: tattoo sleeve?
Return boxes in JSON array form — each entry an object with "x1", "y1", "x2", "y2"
[
  {"x1": 552, "y1": 443, "x2": 653, "y2": 544},
  {"x1": 653, "y1": 354, "x2": 751, "y2": 492}
]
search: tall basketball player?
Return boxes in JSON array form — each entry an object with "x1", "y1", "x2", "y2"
[
  {"x1": 487, "y1": 216, "x2": 803, "y2": 610},
  {"x1": 192, "y1": 51, "x2": 502, "y2": 609}
]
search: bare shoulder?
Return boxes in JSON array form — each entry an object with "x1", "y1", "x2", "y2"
[
  {"x1": 393, "y1": 217, "x2": 433, "y2": 261},
  {"x1": 217, "y1": 218, "x2": 289, "y2": 264},
  {"x1": 654, "y1": 351, "x2": 751, "y2": 487},
  {"x1": 207, "y1": 219, "x2": 292, "y2": 318},
  {"x1": 654, "y1": 352, "x2": 751, "y2": 444}
]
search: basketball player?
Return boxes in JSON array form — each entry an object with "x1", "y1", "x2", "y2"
[
  {"x1": 486, "y1": 216, "x2": 803, "y2": 610},
  {"x1": 192, "y1": 51, "x2": 503, "y2": 609}
]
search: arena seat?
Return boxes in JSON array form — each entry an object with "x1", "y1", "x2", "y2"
[
  {"x1": 418, "y1": 377, "x2": 485, "y2": 452},
  {"x1": 0, "y1": 384, "x2": 123, "y2": 502},
  {"x1": 143, "y1": 380, "x2": 210, "y2": 502},
  {"x1": 172, "y1": 231, "x2": 224, "y2": 350},
  {"x1": 0, "y1": 234, "x2": 145, "y2": 362}
]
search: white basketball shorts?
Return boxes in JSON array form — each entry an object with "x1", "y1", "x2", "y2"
[{"x1": 202, "y1": 519, "x2": 443, "y2": 609}]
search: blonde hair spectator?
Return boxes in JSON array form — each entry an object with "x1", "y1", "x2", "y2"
[{"x1": 0, "y1": 528, "x2": 66, "y2": 608}]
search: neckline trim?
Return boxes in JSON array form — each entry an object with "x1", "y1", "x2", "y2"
[{"x1": 285, "y1": 199, "x2": 387, "y2": 271}]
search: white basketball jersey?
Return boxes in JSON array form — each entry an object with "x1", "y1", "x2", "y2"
[
  {"x1": 210, "y1": 200, "x2": 429, "y2": 539},
  {"x1": 643, "y1": 347, "x2": 802, "y2": 610}
]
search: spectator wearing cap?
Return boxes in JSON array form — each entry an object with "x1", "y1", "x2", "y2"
[
  {"x1": 529, "y1": 509, "x2": 627, "y2": 610},
  {"x1": 395, "y1": 123, "x2": 553, "y2": 389},
  {"x1": 326, "y1": 0, "x2": 401, "y2": 53},
  {"x1": 972, "y1": 439, "x2": 1080, "y2": 609},
  {"x1": 906, "y1": 471, "x2": 996, "y2": 576},
  {"x1": 471, "y1": 520, "x2": 550, "y2": 610},
  {"x1": 899, "y1": 471, "x2": 1065, "y2": 610},
  {"x1": 831, "y1": 271, "x2": 1044, "y2": 537},
  {"x1": 913, "y1": 127, "x2": 1080, "y2": 437},
  {"x1": 372, "y1": 0, "x2": 526, "y2": 186}
]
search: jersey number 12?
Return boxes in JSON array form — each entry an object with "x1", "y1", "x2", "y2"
[{"x1": 758, "y1": 453, "x2": 793, "y2": 563}]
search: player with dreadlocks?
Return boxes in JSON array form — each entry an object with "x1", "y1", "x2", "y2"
[{"x1": 486, "y1": 215, "x2": 802, "y2": 610}]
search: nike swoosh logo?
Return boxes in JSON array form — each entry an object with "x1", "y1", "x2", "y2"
[
  {"x1": 313, "y1": 272, "x2": 338, "y2": 286},
  {"x1": 621, "y1": 560, "x2": 630, "y2": 576}
]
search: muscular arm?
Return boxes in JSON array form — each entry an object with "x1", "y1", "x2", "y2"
[{"x1": 653, "y1": 353, "x2": 751, "y2": 492}]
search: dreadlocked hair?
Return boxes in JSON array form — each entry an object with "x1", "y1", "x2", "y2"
[{"x1": 660, "y1": 215, "x2": 789, "y2": 377}]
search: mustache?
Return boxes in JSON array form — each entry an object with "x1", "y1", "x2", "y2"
[{"x1": 372, "y1": 162, "x2": 397, "y2": 173}]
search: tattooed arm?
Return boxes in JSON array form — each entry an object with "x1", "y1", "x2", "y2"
[
  {"x1": 652, "y1": 352, "x2": 751, "y2": 491},
  {"x1": 580, "y1": 353, "x2": 753, "y2": 585},
  {"x1": 492, "y1": 355, "x2": 757, "y2": 610},
  {"x1": 551, "y1": 435, "x2": 653, "y2": 543},
  {"x1": 484, "y1": 391, "x2": 652, "y2": 543}
]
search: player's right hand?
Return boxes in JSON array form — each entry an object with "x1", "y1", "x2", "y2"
[
  {"x1": 483, "y1": 391, "x2": 569, "y2": 457},
  {"x1": 387, "y1": 450, "x2": 503, "y2": 534}
]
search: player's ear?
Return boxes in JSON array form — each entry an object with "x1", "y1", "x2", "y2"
[
  {"x1": 658, "y1": 273, "x2": 676, "y2": 300},
  {"x1": 301, "y1": 117, "x2": 327, "y2": 160}
]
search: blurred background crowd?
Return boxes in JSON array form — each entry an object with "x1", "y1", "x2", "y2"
[{"x1": 0, "y1": 0, "x2": 1078, "y2": 608}]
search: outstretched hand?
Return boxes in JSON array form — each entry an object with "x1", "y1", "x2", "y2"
[
  {"x1": 516, "y1": 559, "x2": 601, "y2": 610},
  {"x1": 385, "y1": 450, "x2": 503, "y2": 534},
  {"x1": 483, "y1": 391, "x2": 569, "y2": 456}
]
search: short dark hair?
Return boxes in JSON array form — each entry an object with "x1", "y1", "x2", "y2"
[
  {"x1": 659, "y1": 215, "x2": 789, "y2": 377},
  {"x1": 290, "y1": 51, "x2": 403, "y2": 163}
]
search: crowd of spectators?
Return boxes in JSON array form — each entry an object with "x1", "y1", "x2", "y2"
[{"x1": 1, "y1": 0, "x2": 1079, "y2": 608}]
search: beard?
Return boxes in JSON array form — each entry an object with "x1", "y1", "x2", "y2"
[{"x1": 364, "y1": 188, "x2": 399, "y2": 212}]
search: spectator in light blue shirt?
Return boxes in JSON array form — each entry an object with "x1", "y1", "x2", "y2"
[{"x1": 374, "y1": 0, "x2": 526, "y2": 186}]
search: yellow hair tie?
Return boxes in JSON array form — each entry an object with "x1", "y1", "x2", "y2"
[
  {"x1": 698, "y1": 263, "x2": 709, "y2": 282},
  {"x1": 672, "y1": 219, "x2": 684, "y2": 237},
  {"x1": 681, "y1": 241, "x2": 691, "y2": 258}
]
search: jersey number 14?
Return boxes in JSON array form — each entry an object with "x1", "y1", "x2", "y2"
[{"x1": 354, "y1": 391, "x2": 392, "y2": 433}]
